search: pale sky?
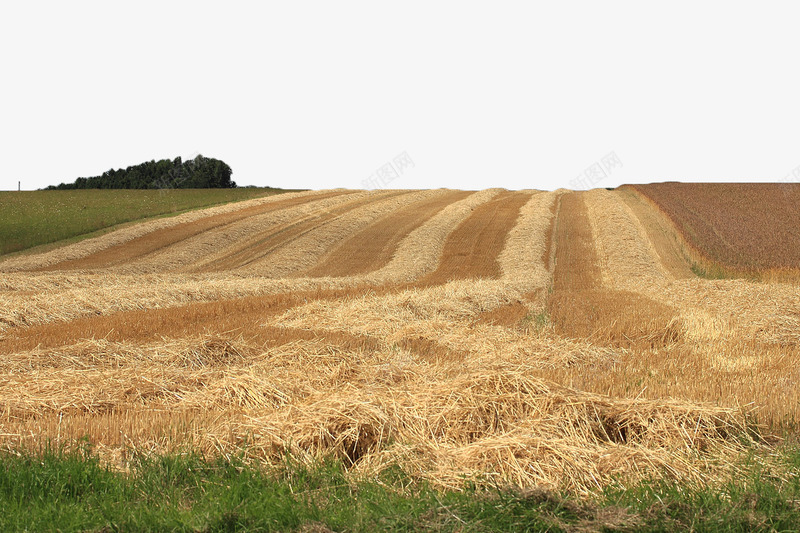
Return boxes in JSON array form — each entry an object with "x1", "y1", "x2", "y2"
[{"x1": 2, "y1": 1, "x2": 799, "y2": 191}]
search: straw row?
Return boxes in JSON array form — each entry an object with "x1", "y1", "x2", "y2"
[
  {"x1": 497, "y1": 190, "x2": 560, "y2": 291},
  {"x1": 108, "y1": 190, "x2": 379, "y2": 274},
  {"x1": 238, "y1": 189, "x2": 449, "y2": 277}
]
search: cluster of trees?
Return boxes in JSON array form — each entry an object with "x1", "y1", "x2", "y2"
[{"x1": 46, "y1": 155, "x2": 235, "y2": 190}]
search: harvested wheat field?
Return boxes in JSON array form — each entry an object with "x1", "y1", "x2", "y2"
[{"x1": 1, "y1": 185, "x2": 799, "y2": 498}]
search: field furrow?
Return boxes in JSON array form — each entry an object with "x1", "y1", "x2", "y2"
[
  {"x1": 617, "y1": 186, "x2": 695, "y2": 279},
  {"x1": 192, "y1": 190, "x2": 407, "y2": 273},
  {"x1": 236, "y1": 190, "x2": 447, "y2": 277},
  {"x1": 583, "y1": 188, "x2": 672, "y2": 292},
  {"x1": 107, "y1": 190, "x2": 378, "y2": 274},
  {"x1": 417, "y1": 191, "x2": 533, "y2": 284},
  {"x1": 305, "y1": 190, "x2": 472, "y2": 278},
  {"x1": 551, "y1": 192, "x2": 602, "y2": 291},
  {"x1": 360, "y1": 189, "x2": 502, "y2": 284},
  {"x1": 548, "y1": 191, "x2": 680, "y2": 346}
]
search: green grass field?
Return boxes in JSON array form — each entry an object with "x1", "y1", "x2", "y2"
[
  {"x1": 1, "y1": 448, "x2": 799, "y2": 532},
  {"x1": 0, "y1": 188, "x2": 295, "y2": 257}
]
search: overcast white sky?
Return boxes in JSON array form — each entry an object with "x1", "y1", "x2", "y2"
[{"x1": 2, "y1": 2, "x2": 799, "y2": 191}]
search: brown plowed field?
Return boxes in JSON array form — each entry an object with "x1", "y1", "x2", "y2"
[
  {"x1": 40, "y1": 190, "x2": 351, "y2": 271},
  {"x1": 630, "y1": 182, "x2": 800, "y2": 271},
  {"x1": 306, "y1": 190, "x2": 472, "y2": 277},
  {"x1": 1, "y1": 185, "x2": 798, "y2": 496}
]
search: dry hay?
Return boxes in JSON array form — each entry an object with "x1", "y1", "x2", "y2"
[
  {"x1": 0, "y1": 335, "x2": 342, "y2": 416},
  {"x1": 0, "y1": 324, "x2": 759, "y2": 495},
  {"x1": 275, "y1": 279, "x2": 624, "y2": 370},
  {"x1": 582, "y1": 189, "x2": 800, "y2": 346},
  {"x1": 417, "y1": 190, "x2": 534, "y2": 283},
  {"x1": 106, "y1": 190, "x2": 377, "y2": 274},
  {"x1": 0, "y1": 189, "x2": 502, "y2": 330},
  {"x1": 617, "y1": 186, "x2": 695, "y2": 279},
  {"x1": 0, "y1": 273, "x2": 355, "y2": 332},
  {"x1": 190, "y1": 190, "x2": 400, "y2": 274},
  {"x1": 306, "y1": 190, "x2": 472, "y2": 278},
  {"x1": 664, "y1": 278, "x2": 800, "y2": 345},
  {"x1": 0, "y1": 189, "x2": 343, "y2": 272},
  {"x1": 277, "y1": 280, "x2": 527, "y2": 333},
  {"x1": 583, "y1": 188, "x2": 671, "y2": 292},
  {"x1": 497, "y1": 190, "x2": 560, "y2": 292},
  {"x1": 237, "y1": 190, "x2": 443, "y2": 277},
  {"x1": 234, "y1": 365, "x2": 753, "y2": 495},
  {"x1": 360, "y1": 189, "x2": 503, "y2": 284}
]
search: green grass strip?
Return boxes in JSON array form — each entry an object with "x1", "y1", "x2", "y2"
[
  {"x1": 0, "y1": 188, "x2": 295, "y2": 257},
  {"x1": 2, "y1": 445, "x2": 800, "y2": 532}
]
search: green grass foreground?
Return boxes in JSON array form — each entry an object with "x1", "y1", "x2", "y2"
[
  {"x1": 0, "y1": 188, "x2": 295, "y2": 257},
  {"x1": 1, "y1": 447, "x2": 799, "y2": 532}
]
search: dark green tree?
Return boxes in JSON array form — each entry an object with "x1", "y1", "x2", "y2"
[{"x1": 45, "y1": 156, "x2": 236, "y2": 190}]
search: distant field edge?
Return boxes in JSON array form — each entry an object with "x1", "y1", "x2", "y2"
[
  {"x1": 0, "y1": 188, "x2": 303, "y2": 259},
  {"x1": 621, "y1": 183, "x2": 800, "y2": 283}
]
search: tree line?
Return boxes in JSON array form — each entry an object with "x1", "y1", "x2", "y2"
[{"x1": 46, "y1": 155, "x2": 236, "y2": 190}]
